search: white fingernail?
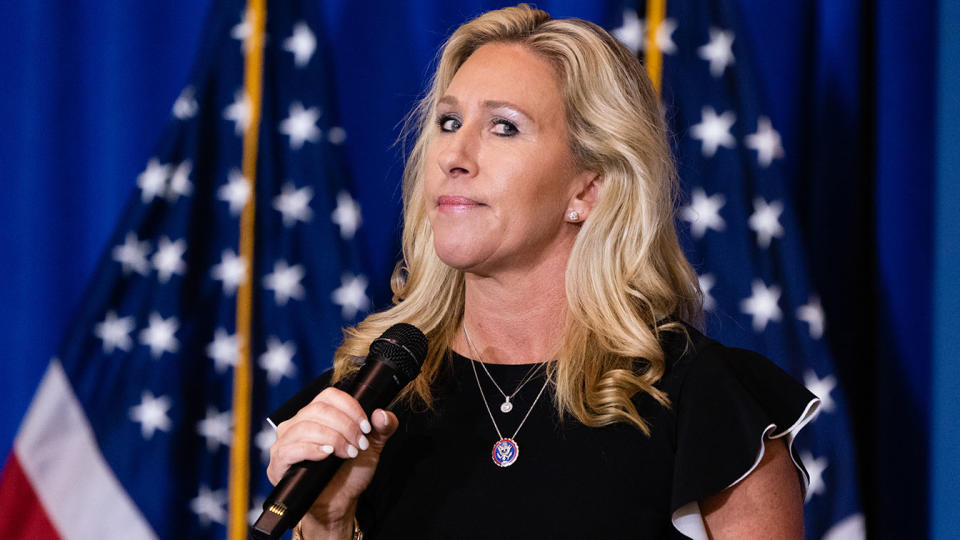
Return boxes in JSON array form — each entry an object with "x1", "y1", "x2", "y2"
[
  {"x1": 347, "y1": 445, "x2": 358, "y2": 458},
  {"x1": 378, "y1": 410, "x2": 389, "y2": 426},
  {"x1": 360, "y1": 419, "x2": 372, "y2": 434},
  {"x1": 321, "y1": 445, "x2": 334, "y2": 454},
  {"x1": 358, "y1": 435, "x2": 369, "y2": 451}
]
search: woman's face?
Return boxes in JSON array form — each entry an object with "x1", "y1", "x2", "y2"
[{"x1": 424, "y1": 42, "x2": 595, "y2": 277}]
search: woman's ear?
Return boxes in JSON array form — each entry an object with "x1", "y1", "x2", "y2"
[{"x1": 565, "y1": 173, "x2": 603, "y2": 223}]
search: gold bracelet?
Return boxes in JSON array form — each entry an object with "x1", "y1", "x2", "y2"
[{"x1": 352, "y1": 516, "x2": 364, "y2": 540}]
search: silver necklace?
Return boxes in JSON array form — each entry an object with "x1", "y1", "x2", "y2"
[
  {"x1": 468, "y1": 352, "x2": 549, "y2": 467},
  {"x1": 462, "y1": 326, "x2": 544, "y2": 413}
]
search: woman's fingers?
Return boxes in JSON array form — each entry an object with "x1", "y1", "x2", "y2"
[
  {"x1": 310, "y1": 387, "x2": 371, "y2": 435},
  {"x1": 267, "y1": 389, "x2": 401, "y2": 488},
  {"x1": 367, "y1": 409, "x2": 399, "y2": 449},
  {"x1": 279, "y1": 417, "x2": 360, "y2": 459},
  {"x1": 266, "y1": 437, "x2": 334, "y2": 485},
  {"x1": 279, "y1": 400, "x2": 369, "y2": 455}
]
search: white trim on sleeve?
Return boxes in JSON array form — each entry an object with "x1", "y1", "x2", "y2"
[{"x1": 670, "y1": 397, "x2": 821, "y2": 539}]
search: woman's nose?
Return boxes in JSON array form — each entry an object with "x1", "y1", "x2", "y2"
[{"x1": 437, "y1": 127, "x2": 478, "y2": 179}]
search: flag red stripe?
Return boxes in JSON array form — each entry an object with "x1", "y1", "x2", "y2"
[{"x1": 0, "y1": 453, "x2": 63, "y2": 540}]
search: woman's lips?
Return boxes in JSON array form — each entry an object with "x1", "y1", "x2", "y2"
[{"x1": 437, "y1": 196, "x2": 482, "y2": 213}]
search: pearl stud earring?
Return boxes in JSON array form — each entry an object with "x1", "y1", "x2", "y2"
[{"x1": 567, "y1": 210, "x2": 581, "y2": 222}]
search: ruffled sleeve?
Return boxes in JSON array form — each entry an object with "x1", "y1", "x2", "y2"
[{"x1": 669, "y1": 343, "x2": 820, "y2": 539}]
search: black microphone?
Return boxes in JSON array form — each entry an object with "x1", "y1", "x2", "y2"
[{"x1": 251, "y1": 323, "x2": 428, "y2": 539}]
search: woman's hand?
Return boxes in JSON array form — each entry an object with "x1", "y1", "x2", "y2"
[{"x1": 267, "y1": 387, "x2": 399, "y2": 538}]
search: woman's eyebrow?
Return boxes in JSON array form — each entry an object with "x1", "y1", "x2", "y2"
[
  {"x1": 437, "y1": 95, "x2": 458, "y2": 107},
  {"x1": 436, "y1": 96, "x2": 534, "y2": 122},
  {"x1": 481, "y1": 100, "x2": 533, "y2": 120}
]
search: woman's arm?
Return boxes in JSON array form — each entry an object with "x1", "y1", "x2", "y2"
[{"x1": 700, "y1": 438, "x2": 804, "y2": 539}]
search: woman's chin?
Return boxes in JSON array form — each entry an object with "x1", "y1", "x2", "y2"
[
  {"x1": 433, "y1": 243, "x2": 490, "y2": 273},
  {"x1": 435, "y1": 251, "x2": 479, "y2": 272}
]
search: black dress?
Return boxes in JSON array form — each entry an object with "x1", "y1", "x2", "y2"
[{"x1": 271, "y1": 323, "x2": 819, "y2": 539}]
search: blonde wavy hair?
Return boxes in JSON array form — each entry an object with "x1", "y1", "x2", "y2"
[{"x1": 333, "y1": 4, "x2": 701, "y2": 433}]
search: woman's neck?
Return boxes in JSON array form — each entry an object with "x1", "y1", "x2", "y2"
[{"x1": 454, "y1": 251, "x2": 570, "y2": 365}]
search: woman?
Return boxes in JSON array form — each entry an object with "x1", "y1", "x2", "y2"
[{"x1": 267, "y1": 5, "x2": 818, "y2": 539}]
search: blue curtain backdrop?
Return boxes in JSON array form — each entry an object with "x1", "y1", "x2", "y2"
[{"x1": 0, "y1": 1, "x2": 946, "y2": 538}]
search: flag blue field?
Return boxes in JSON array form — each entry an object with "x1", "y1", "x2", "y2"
[
  {"x1": 0, "y1": 0, "x2": 370, "y2": 538},
  {"x1": 611, "y1": 1, "x2": 865, "y2": 538}
]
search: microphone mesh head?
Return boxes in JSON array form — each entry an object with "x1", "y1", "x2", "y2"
[{"x1": 369, "y1": 323, "x2": 427, "y2": 382}]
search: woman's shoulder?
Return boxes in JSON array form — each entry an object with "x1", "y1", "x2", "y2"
[
  {"x1": 652, "y1": 320, "x2": 819, "y2": 534},
  {"x1": 654, "y1": 320, "x2": 722, "y2": 393},
  {"x1": 655, "y1": 320, "x2": 809, "y2": 405},
  {"x1": 656, "y1": 320, "x2": 818, "y2": 438}
]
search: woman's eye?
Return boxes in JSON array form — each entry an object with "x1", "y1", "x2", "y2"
[
  {"x1": 438, "y1": 115, "x2": 461, "y2": 132},
  {"x1": 492, "y1": 119, "x2": 519, "y2": 137}
]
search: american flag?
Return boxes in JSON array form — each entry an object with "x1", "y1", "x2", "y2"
[
  {"x1": 612, "y1": 1, "x2": 865, "y2": 538},
  {"x1": 0, "y1": 0, "x2": 368, "y2": 538}
]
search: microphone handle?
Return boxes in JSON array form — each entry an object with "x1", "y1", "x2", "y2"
[{"x1": 251, "y1": 360, "x2": 406, "y2": 539}]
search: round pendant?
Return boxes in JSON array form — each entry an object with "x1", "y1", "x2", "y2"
[
  {"x1": 500, "y1": 400, "x2": 513, "y2": 413},
  {"x1": 492, "y1": 438, "x2": 519, "y2": 467}
]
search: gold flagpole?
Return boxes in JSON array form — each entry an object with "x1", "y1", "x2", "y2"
[
  {"x1": 229, "y1": 0, "x2": 265, "y2": 538},
  {"x1": 644, "y1": 0, "x2": 666, "y2": 95}
]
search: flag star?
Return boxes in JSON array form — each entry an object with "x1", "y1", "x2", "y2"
[
  {"x1": 822, "y1": 514, "x2": 866, "y2": 540},
  {"x1": 166, "y1": 160, "x2": 193, "y2": 201},
  {"x1": 190, "y1": 485, "x2": 227, "y2": 526},
  {"x1": 129, "y1": 391, "x2": 172, "y2": 440},
  {"x1": 690, "y1": 106, "x2": 737, "y2": 157},
  {"x1": 279, "y1": 102, "x2": 322, "y2": 150},
  {"x1": 211, "y1": 249, "x2": 247, "y2": 295},
  {"x1": 231, "y1": 9, "x2": 253, "y2": 52},
  {"x1": 263, "y1": 260, "x2": 306, "y2": 305},
  {"x1": 139, "y1": 312, "x2": 180, "y2": 358},
  {"x1": 259, "y1": 337, "x2": 297, "y2": 384},
  {"x1": 197, "y1": 406, "x2": 233, "y2": 452},
  {"x1": 137, "y1": 158, "x2": 170, "y2": 204},
  {"x1": 273, "y1": 182, "x2": 314, "y2": 227},
  {"x1": 746, "y1": 116, "x2": 785, "y2": 167},
  {"x1": 223, "y1": 90, "x2": 251, "y2": 136},
  {"x1": 698, "y1": 27, "x2": 735, "y2": 77},
  {"x1": 327, "y1": 126, "x2": 347, "y2": 145},
  {"x1": 172, "y1": 86, "x2": 198, "y2": 120},
  {"x1": 740, "y1": 279, "x2": 782, "y2": 332},
  {"x1": 797, "y1": 296, "x2": 826, "y2": 339},
  {"x1": 112, "y1": 232, "x2": 152, "y2": 276},
  {"x1": 332, "y1": 273, "x2": 370, "y2": 320},
  {"x1": 331, "y1": 190, "x2": 362, "y2": 239},
  {"x1": 218, "y1": 169, "x2": 251, "y2": 216},
  {"x1": 748, "y1": 198, "x2": 785, "y2": 248},
  {"x1": 151, "y1": 236, "x2": 187, "y2": 283},
  {"x1": 699, "y1": 273, "x2": 717, "y2": 311},
  {"x1": 804, "y1": 370, "x2": 837, "y2": 413},
  {"x1": 284, "y1": 21, "x2": 316, "y2": 68},
  {"x1": 653, "y1": 18, "x2": 678, "y2": 55},
  {"x1": 94, "y1": 311, "x2": 135, "y2": 354},
  {"x1": 206, "y1": 328, "x2": 238, "y2": 373},
  {"x1": 612, "y1": 12, "x2": 677, "y2": 55},
  {"x1": 681, "y1": 188, "x2": 726, "y2": 238},
  {"x1": 255, "y1": 423, "x2": 277, "y2": 464},
  {"x1": 799, "y1": 451, "x2": 828, "y2": 502},
  {"x1": 612, "y1": 9, "x2": 644, "y2": 55}
]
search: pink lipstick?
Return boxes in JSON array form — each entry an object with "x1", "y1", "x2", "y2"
[{"x1": 437, "y1": 196, "x2": 482, "y2": 213}]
